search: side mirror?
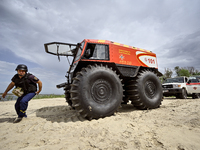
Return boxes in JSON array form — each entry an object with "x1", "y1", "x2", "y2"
[{"x1": 187, "y1": 80, "x2": 191, "y2": 84}]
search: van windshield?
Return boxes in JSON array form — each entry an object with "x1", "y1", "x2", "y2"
[{"x1": 164, "y1": 77, "x2": 184, "y2": 83}]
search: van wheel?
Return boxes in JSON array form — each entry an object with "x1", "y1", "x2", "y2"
[
  {"x1": 70, "y1": 65, "x2": 123, "y2": 120},
  {"x1": 126, "y1": 70, "x2": 162, "y2": 109},
  {"x1": 179, "y1": 88, "x2": 187, "y2": 99},
  {"x1": 192, "y1": 93, "x2": 199, "y2": 99}
]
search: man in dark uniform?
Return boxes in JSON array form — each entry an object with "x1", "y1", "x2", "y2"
[{"x1": 2, "y1": 64, "x2": 42, "y2": 123}]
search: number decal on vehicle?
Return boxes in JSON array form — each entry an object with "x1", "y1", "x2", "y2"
[{"x1": 136, "y1": 51, "x2": 158, "y2": 68}]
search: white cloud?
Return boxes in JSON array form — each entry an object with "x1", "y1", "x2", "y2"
[
  {"x1": 0, "y1": 61, "x2": 16, "y2": 75},
  {"x1": 1, "y1": 0, "x2": 200, "y2": 93}
]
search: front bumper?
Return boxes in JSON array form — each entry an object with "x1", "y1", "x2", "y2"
[{"x1": 163, "y1": 88, "x2": 182, "y2": 96}]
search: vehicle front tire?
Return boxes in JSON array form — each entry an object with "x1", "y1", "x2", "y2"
[
  {"x1": 179, "y1": 88, "x2": 187, "y2": 99},
  {"x1": 70, "y1": 65, "x2": 123, "y2": 120}
]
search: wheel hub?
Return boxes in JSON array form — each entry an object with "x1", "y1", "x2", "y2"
[
  {"x1": 91, "y1": 79, "x2": 112, "y2": 103},
  {"x1": 145, "y1": 80, "x2": 156, "y2": 99}
]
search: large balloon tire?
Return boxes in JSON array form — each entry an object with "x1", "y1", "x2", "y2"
[
  {"x1": 70, "y1": 65, "x2": 123, "y2": 120},
  {"x1": 64, "y1": 88, "x2": 73, "y2": 108},
  {"x1": 126, "y1": 70, "x2": 162, "y2": 109}
]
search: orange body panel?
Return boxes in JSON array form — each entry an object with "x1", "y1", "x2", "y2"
[{"x1": 81, "y1": 39, "x2": 158, "y2": 69}]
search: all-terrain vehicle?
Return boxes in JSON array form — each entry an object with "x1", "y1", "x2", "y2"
[{"x1": 44, "y1": 39, "x2": 163, "y2": 120}]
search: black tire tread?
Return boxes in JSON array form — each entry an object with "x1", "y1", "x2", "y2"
[
  {"x1": 70, "y1": 64, "x2": 123, "y2": 119},
  {"x1": 126, "y1": 70, "x2": 162, "y2": 110}
]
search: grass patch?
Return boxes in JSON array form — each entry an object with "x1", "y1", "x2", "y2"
[{"x1": 33, "y1": 94, "x2": 65, "y2": 99}]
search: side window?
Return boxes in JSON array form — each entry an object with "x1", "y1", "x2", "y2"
[
  {"x1": 84, "y1": 43, "x2": 109, "y2": 60},
  {"x1": 191, "y1": 79, "x2": 199, "y2": 83},
  {"x1": 189, "y1": 77, "x2": 200, "y2": 83}
]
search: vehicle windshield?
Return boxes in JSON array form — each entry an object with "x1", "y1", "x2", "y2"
[
  {"x1": 74, "y1": 41, "x2": 85, "y2": 62},
  {"x1": 164, "y1": 77, "x2": 185, "y2": 83}
]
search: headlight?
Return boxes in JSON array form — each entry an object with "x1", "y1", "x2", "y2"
[{"x1": 173, "y1": 84, "x2": 181, "y2": 88}]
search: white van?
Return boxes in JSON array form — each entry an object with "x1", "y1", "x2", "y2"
[{"x1": 162, "y1": 76, "x2": 200, "y2": 99}]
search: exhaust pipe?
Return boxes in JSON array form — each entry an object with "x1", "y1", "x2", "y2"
[{"x1": 56, "y1": 82, "x2": 67, "y2": 88}]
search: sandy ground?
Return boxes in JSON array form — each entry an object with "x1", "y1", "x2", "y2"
[{"x1": 0, "y1": 97, "x2": 200, "y2": 150}]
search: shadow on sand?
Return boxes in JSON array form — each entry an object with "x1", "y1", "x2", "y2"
[{"x1": 36, "y1": 103, "x2": 137, "y2": 123}]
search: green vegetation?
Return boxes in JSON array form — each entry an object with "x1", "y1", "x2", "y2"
[
  {"x1": 161, "y1": 66, "x2": 200, "y2": 83},
  {"x1": 0, "y1": 93, "x2": 65, "y2": 101},
  {"x1": 0, "y1": 93, "x2": 16, "y2": 101},
  {"x1": 178, "y1": 69, "x2": 190, "y2": 77},
  {"x1": 5, "y1": 95, "x2": 14, "y2": 100},
  {"x1": 33, "y1": 94, "x2": 65, "y2": 99}
]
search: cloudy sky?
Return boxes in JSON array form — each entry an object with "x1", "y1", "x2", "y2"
[{"x1": 0, "y1": 0, "x2": 200, "y2": 94}]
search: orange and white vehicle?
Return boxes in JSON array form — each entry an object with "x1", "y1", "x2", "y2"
[
  {"x1": 45, "y1": 39, "x2": 163, "y2": 120},
  {"x1": 162, "y1": 76, "x2": 200, "y2": 99},
  {"x1": 187, "y1": 76, "x2": 200, "y2": 98}
]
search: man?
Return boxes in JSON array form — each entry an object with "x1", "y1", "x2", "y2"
[{"x1": 2, "y1": 64, "x2": 42, "y2": 123}]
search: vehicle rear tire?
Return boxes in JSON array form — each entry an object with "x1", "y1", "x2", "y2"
[
  {"x1": 197, "y1": 93, "x2": 200, "y2": 99},
  {"x1": 70, "y1": 65, "x2": 123, "y2": 120},
  {"x1": 179, "y1": 88, "x2": 187, "y2": 99},
  {"x1": 65, "y1": 89, "x2": 73, "y2": 107},
  {"x1": 192, "y1": 93, "x2": 199, "y2": 99},
  {"x1": 122, "y1": 84, "x2": 129, "y2": 104},
  {"x1": 126, "y1": 70, "x2": 162, "y2": 109},
  {"x1": 64, "y1": 85, "x2": 73, "y2": 108}
]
